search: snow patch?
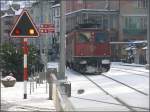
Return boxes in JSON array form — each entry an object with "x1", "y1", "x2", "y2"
[{"x1": 2, "y1": 76, "x2": 16, "y2": 81}]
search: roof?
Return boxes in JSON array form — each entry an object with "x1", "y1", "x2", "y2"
[
  {"x1": 110, "y1": 40, "x2": 147, "y2": 44},
  {"x1": 52, "y1": 4, "x2": 60, "y2": 8},
  {"x1": 142, "y1": 46, "x2": 147, "y2": 50},
  {"x1": 1, "y1": 8, "x2": 23, "y2": 18},
  {"x1": 125, "y1": 46, "x2": 137, "y2": 50},
  {"x1": 132, "y1": 40, "x2": 147, "y2": 44},
  {"x1": 66, "y1": 9, "x2": 119, "y2": 16},
  {"x1": 0, "y1": 12, "x2": 14, "y2": 18}
]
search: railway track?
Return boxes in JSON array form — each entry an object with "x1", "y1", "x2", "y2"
[
  {"x1": 111, "y1": 67, "x2": 149, "y2": 78},
  {"x1": 101, "y1": 74, "x2": 148, "y2": 96},
  {"x1": 80, "y1": 73, "x2": 149, "y2": 111}
]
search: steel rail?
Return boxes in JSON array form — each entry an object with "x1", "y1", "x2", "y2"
[
  {"x1": 81, "y1": 74, "x2": 137, "y2": 111},
  {"x1": 101, "y1": 74, "x2": 148, "y2": 96}
]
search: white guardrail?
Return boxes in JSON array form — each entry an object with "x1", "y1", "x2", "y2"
[{"x1": 50, "y1": 73, "x2": 75, "y2": 111}]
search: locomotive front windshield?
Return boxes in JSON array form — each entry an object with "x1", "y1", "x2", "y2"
[
  {"x1": 77, "y1": 31, "x2": 108, "y2": 43},
  {"x1": 77, "y1": 32, "x2": 91, "y2": 43},
  {"x1": 95, "y1": 32, "x2": 108, "y2": 43}
]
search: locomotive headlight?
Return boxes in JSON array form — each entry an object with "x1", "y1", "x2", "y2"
[
  {"x1": 102, "y1": 60, "x2": 110, "y2": 64},
  {"x1": 80, "y1": 60, "x2": 87, "y2": 64}
]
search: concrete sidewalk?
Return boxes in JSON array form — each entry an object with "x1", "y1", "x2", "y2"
[{"x1": 1, "y1": 81, "x2": 56, "y2": 111}]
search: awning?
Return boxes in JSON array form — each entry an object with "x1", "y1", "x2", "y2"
[
  {"x1": 132, "y1": 40, "x2": 147, "y2": 44},
  {"x1": 110, "y1": 40, "x2": 147, "y2": 44},
  {"x1": 125, "y1": 47, "x2": 136, "y2": 50}
]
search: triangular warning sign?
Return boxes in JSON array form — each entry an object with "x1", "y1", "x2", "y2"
[{"x1": 10, "y1": 9, "x2": 39, "y2": 38}]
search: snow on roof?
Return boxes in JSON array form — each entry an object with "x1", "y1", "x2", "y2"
[
  {"x1": 1, "y1": 8, "x2": 23, "y2": 18},
  {"x1": 0, "y1": 12, "x2": 14, "y2": 18},
  {"x1": 14, "y1": 8, "x2": 23, "y2": 15},
  {"x1": 142, "y1": 46, "x2": 147, "y2": 50},
  {"x1": 52, "y1": 4, "x2": 60, "y2": 8},
  {"x1": 125, "y1": 46, "x2": 136, "y2": 50},
  {"x1": 132, "y1": 40, "x2": 147, "y2": 44},
  {"x1": 110, "y1": 40, "x2": 147, "y2": 44},
  {"x1": 66, "y1": 9, "x2": 119, "y2": 16},
  {"x1": 2, "y1": 76, "x2": 16, "y2": 81}
]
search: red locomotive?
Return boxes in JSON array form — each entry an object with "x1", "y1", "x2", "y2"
[{"x1": 66, "y1": 28, "x2": 111, "y2": 74}]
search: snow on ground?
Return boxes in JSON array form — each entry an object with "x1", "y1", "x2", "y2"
[
  {"x1": 105, "y1": 69, "x2": 149, "y2": 93},
  {"x1": 65, "y1": 62, "x2": 149, "y2": 111},
  {"x1": 66, "y1": 69, "x2": 130, "y2": 111},
  {"x1": 9, "y1": 61, "x2": 147, "y2": 111},
  {"x1": 112, "y1": 62, "x2": 145, "y2": 66},
  {"x1": 103, "y1": 63, "x2": 149, "y2": 109},
  {"x1": 2, "y1": 76, "x2": 16, "y2": 81},
  {"x1": 89, "y1": 74, "x2": 149, "y2": 109},
  {"x1": 1, "y1": 81, "x2": 55, "y2": 111}
]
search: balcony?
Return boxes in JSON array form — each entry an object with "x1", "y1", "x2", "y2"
[{"x1": 123, "y1": 29, "x2": 147, "y2": 35}]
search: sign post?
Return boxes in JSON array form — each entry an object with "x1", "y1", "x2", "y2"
[
  {"x1": 39, "y1": 23, "x2": 55, "y2": 93},
  {"x1": 23, "y1": 38, "x2": 28, "y2": 98},
  {"x1": 10, "y1": 9, "x2": 39, "y2": 99}
]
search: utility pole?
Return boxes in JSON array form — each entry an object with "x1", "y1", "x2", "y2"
[
  {"x1": 146, "y1": 0, "x2": 149, "y2": 69},
  {"x1": 59, "y1": 0, "x2": 66, "y2": 80}
]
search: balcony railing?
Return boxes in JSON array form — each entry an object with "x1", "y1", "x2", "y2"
[{"x1": 123, "y1": 29, "x2": 147, "y2": 35}]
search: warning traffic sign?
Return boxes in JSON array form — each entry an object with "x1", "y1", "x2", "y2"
[{"x1": 10, "y1": 9, "x2": 39, "y2": 38}]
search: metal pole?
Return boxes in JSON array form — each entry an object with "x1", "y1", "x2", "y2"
[
  {"x1": 45, "y1": 32, "x2": 48, "y2": 93},
  {"x1": 40, "y1": 1, "x2": 43, "y2": 61},
  {"x1": 30, "y1": 80, "x2": 31, "y2": 94},
  {"x1": 59, "y1": 0, "x2": 66, "y2": 80},
  {"x1": 45, "y1": 0, "x2": 49, "y2": 94},
  {"x1": 32, "y1": 68, "x2": 34, "y2": 92},
  {"x1": 146, "y1": 0, "x2": 149, "y2": 69},
  {"x1": 23, "y1": 38, "x2": 28, "y2": 99}
]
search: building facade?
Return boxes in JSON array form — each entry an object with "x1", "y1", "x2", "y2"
[
  {"x1": 29, "y1": 0, "x2": 54, "y2": 61},
  {"x1": 119, "y1": 0, "x2": 147, "y2": 64}
]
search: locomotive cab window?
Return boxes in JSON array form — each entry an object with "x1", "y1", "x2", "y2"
[
  {"x1": 77, "y1": 32, "x2": 91, "y2": 43},
  {"x1": 95, "y1": 32, "x2": 108, "y2": 43}
]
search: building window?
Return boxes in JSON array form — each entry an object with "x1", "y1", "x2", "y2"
[
  {"x1": 123, "y1": 16, "x2": 147, "y2": 35},
  {"x1": 77, "y1": 0, "x2": 83, "y2": 4},
  {"x1": 137, "y1": 0, "x2": 147, "y2": 8},
  {"x1": 4, "y1": 29, "x2": 11, "y2": 34},
  {"x1": 56, "y1": 7, "x2": 59, "y2": 16},
  {"x1": 103, "y1": 16, "x2": 108, "y2": 29},
  {"x1": 5, "y1": 20, "x2": 12, "y2": 25}
]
